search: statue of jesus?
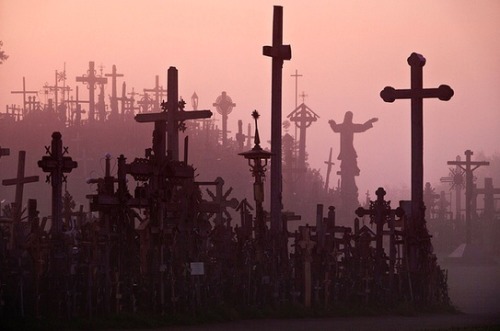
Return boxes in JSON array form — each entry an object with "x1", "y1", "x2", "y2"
[{"x1": 328, "y1": 111, "x2": 377, "y2": 176}]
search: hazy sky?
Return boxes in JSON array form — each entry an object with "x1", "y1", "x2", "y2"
[{"x1": 1, "y1": 0, "x2": 499, "y2": 200}]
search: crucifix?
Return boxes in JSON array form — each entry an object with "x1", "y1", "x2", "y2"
[
  {"x1": 263, "y1": 5, "x2": 292, "y2": 235},
  {"x1": 11, "y1": 77, "x2": 38, "y2": 117},
  {"x1": 287, "y1": 101, "x2": 319, "y2": 172},
  {"x1": 2, "y1": 151, "x2": 39, "y2": 223},
  {"x1": 135, "y1": 67, "x2": 212, "y2": 162},
  {"x1": 324, "y1": 147, "x2": 335, "y2": 192},
  {"x1": 105, "y1": 64, "x2": 124, "y2": 118},
  {"x1": 38, "y1": 132, "x2": 78, "y2": 237},
  {"x1": 76, "y1": 61, "x2": 108, "y2": 123},
  {"x1": 213, "y1": 91, "x2": 236, "y2": 147},
  {"x1": 447, "y1": 150, "x2": 489, "y2": 244},
  {"x1": 144, "y1": 75, "x2": 168, "y2": 112},
  {"x1": 380, "y1": 53, "x2": 454, "y2": 230}
]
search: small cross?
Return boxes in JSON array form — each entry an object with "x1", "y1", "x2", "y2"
[
  {"x1": 11, "y1": 77, "x2": 38, "y2": 115},
  {"x1": 144, "y1": 75, "x2": 168, "y2": 112},
  {"x1": 299, "y1": 91, "x2": 308, "y2": 104}
]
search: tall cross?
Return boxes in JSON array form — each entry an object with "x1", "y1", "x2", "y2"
[
  {"x1": 2, "y1": 150, "x2": 39, "y2": 222},
  {"x1": 440, "y1": 155, "x2": 465, "y2": 222},
  {"x1": 11, "y1": 77, "x2": 38, "y2": 116},
  {"x1": 447, "y1": 150, "x2": 489, "y2": 244},
  {"x1": 144, "y1": 75, "x2": 168, "y2": 112},
  {"x1": 38, "y1": 132, "x2": 78, "y2": 236},
  {"x1": 135, "y1": 67, "x2": 212, "y2": 161},
  {"x1": 263, "y1": 5, "x2": 292, "y2": 235},
  {"x1": 213, "y1": 91, "x2": 236, "y2": 147},
  {"x1": 380, "y1": 53, "x2": 454, "y2": 229},
  {"x1": 287, "y1": 102, "x2": 319, "y2": 171},
  {"x1": 324, "y1": 147, "x2": 335, "y2": 192},
  {"x1": 105, "y1": 64, "x2": 124, "y2": 118},
  {"x1": 290, "y1": 69, "x2": 302, "y2": 110},
  {"x1": 76, "y1": 61, "x2": 108, "y2": 123}
]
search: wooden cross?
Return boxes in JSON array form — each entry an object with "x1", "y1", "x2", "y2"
[
  {"x1": 144, "y1": 75, "x2": 168, "y2": 112},
  {"x1": 213, "y1": 91, "x2": 236, "y2": 147},
  {"x1": 105, "y1": 65, "x2": 124, "y2": 118},
  {"x1": 380, "y1": 53, "x2": 454, "y2": 228},
  {"x1": 76, "y1": 61, "x2": 108, "y2": 123},
  {"x1": 11, "y1": 77, "x2": 38, "y2": 116},
  {"x1": 0, "y1": 146, "x2": 9, "y2": 159},
  {"x1": 475, "y1": 178, "x2": 500, "y2": 220},
  {"x1": 38, "y1": 132, "x2": 78, "y2": 236},
  {"x1": 2, "y1": 150, "x2": 39, "y2": 221},
  {"x1": 447, "y1": 150, "x2": 489, "y2": 244},
  {"x1": 67, "y1": 86, "x2": 89, "y2": 126},
  {"x1": 204, "y1": 177, "x2": 239, "y2": 228},
  {"x1": 135, "y1": 67, "x2": 212, "y2": 161},
  {"x1": 287, "y1": 102, "x2": 319, "y2": 171},
  {"x1": 324, "y1": 147, "x2": 335, "y2": 192},
  {"x1": 263, "y1": 5, "x2": 292, "y2": 235}
]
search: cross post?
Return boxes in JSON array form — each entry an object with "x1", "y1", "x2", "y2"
[
  {"x1": 76, "y1": 61, "x2": 108, "y2": 123},
  {"x1": 263, "y1": 5, "x2": 292, "y2": 236},
  {"x1": 105, "y1": 64, "x2": 124, "y2": 118},
  {"x1": 324, "y1": 147, "x2": 335, "y2": 192},
  {"x1": 380, "y1": 53, "x2": 454, "y2": 231},
  {"x1": 447, "y1": 150, "x2": 489, "y2": 244},
  {"x1": 11, "y1": 77, "x2": 38, "y2": 116},
  {"x1": 135, "y1": 67, "x2": 212, "y2": 161},
  {"x1": 144, "y1": 75, "x2": 168, "y2": 113},
  {"x1": 2, "y1": 150, "x2": 39, "y2": 222},
  {"x1": 38, "y1": 132, "x2": 78, "y2": 236}
]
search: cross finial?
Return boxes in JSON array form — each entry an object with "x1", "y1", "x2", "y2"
[
  {"x1": 252, "y1": 110, "x2": 261, "y2": 148},
  {"x1": 375, "y1": 187, "x2": 386, "y2": 201},
  {"x1": 299, "y1": 91, "x2": 307, "y2": 103}
]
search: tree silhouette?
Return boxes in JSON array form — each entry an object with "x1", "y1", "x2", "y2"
[{"x1": 0, "y1": 41, "x2": 8, "y2": 64}]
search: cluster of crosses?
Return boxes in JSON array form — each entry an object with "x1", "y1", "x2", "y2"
[{"x1": 3, "y1": 5, "x2": 497, "y2": 321}]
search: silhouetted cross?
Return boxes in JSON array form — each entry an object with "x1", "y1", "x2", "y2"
[
  {"x1": 105, "y1": 65, "x2": 124, "y2": 117},
  {"x1": 11, "y1": 77, "x2": 38, "y2": 114},
  {"x1": 380, "y1": 52, "x2": 454, "y2": 225},
  {"x1": 76, "y1": 61, "x2": 108, "y2": 123},
  {"x1": 144, "y1": 75, "x2": 167, "y2": 112}
]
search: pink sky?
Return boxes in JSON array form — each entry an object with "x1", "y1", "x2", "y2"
[{"x1": 1, "y1": 0, "x2": 500, "y2": 200}]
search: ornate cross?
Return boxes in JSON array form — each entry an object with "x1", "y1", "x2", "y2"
[
  {"x1": 76, "y1": 61, "x2": 108, "y2": 123},
  {"x1": 380, "y1": 53, "x2": 454, "y2": 227},
  {"x1": 38, "y1": 132, "x2": 78, "y2": 236},
  {"x1": 213, "y1": 91, "x2": 236, "y2": 147},
  {"x1": 287, "y1": 102, "x2": 319, "y2": 171}
]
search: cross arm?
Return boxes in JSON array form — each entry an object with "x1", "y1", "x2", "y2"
[
  {"x1": 380, "y1": 85, "x2": 454, "y2": 103},
  {"x1": 2, "y1": 176, "x2": 39, "y2": 186},
  {"x1": 263, "y1": 45, "x2": 292, "y2": 61},
  {"x1": 355, "y1": 206, "x2": 371, "y2": 217}
]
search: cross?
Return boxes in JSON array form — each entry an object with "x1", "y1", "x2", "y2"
[
  {"x1": 135, "y1": 67, "x2": 212, "y2": 161},
  {"x1": 290, "y1": 69, "x2": 303, "y2": 110},
  {"x1": 204, "y1": 177, "x2": 239, "y2": 228},
  {"x1": 105, "y1": 64, "x2": 124, "y2": 118},
  {"x1": 2, "y1": 150, "x2": 39, "y2": 222},
  {"x1": 287, "y1": 102, "x2": 319, "y2": 171},
  {"x1": 298, "y1": 225, "x2": 316, "y2": 307},
  {"x1": 355, "y1": 187, "x2": 404, "y2": 282},
  {"x1": 115, "y1": 82, "x2": 130, "y2": 117},
  {"x1": 299, "y1": 91, "x2": 308, "y2": 104},
  {"x1": 324, "y1": 147, "x2": 335, "y2": 192},
  {"x1": 213, "y1": 91, "x2": 236, "y2": 147},
  {"x1": 144, "y1": 75, "x2": 168, "y2": 112},
  {"x1": 380, "y1": 53, "x2": 454, "y2": 230},
  {"x1": 67, "y1": 86, "x2": 89, "y2": 126},
  {"x1": 447, "y1": 150, "x2": 489, "y2": 244},
  {"x1": 475, "y1": 178, "x2": 500, "y2": 220},
  {"x1": 38, "y1": 132, "x2": 78, "y2": 236},
  {"x1": 235, "y1": 120, "x2": 246, "y2": 151},
  {"x1": 76, "y1": 61, "x2": 108, "y2": 123},
  {"x1": 263, "y1": 5, "x2": 292, "y2": 235},
  {"x1": 440, "y1": 155, "x2": 465, "y2": 222},
  {"x1": 11, "y1": 77, "x2": 38, "y2": 116}
]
